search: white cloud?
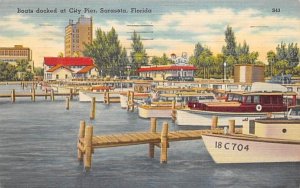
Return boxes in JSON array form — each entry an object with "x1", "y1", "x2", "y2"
[{"x1": 0, "y1": 14, "x2": 64, "y2": 67}]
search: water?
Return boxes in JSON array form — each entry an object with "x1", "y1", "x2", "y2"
[{"x1": 0, "y1": 85, "x2": 299, "y2": 188}]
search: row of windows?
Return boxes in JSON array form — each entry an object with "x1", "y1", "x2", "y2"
[{"x1": 0, "y1": 50, "x2": 30, "y2": 56}]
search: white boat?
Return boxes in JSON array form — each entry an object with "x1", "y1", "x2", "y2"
[
  {"x1": 79, "y1": 91, "x2": 105, "y2": 102},
  {"x1": 138, "y1": 92, "x2": 217, "y2": 119},
  {"x1": 202, "y1": 119, "x2": 300, "y2": 163}
]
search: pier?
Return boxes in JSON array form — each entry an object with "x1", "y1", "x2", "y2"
[
  {"x1": 0, "y1": 89, "x2": 77, "y2": 102},
  {"x1": 77, "y1": 118, "x2": 242, "y2": 169}
]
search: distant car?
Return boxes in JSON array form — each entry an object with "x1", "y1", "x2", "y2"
[
  {"x1": 142, "y1": 77, "x2": 153, "y2": 80},
  {"x1": 129, "y1": 76, "x2": 142, "y2": 80},
  {"x1": 182, "y1": 76, "x2": 194, "y2": 81},
  {"x1": 165, "y1": 76, "x2": 181, "y2": 81}
]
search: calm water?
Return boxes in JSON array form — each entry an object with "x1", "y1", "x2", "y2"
[{"x1": 0, "y1": 85, "x2": 299, "y2": 188}]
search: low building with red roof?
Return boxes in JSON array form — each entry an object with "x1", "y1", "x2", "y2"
[
  {"x1": 138, "y1": 64, "x2": 196, "y2": 80},
  {"x1": 43, "y1": 57, "x2": 98, "y2": 80}
]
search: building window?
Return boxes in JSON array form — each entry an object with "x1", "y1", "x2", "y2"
[
  {"x1": 65, "y1": 74, "x2": 68, "y2": 79},
  {"x1": 56, "y1": 74, "x2": 59, "y2": 79}
]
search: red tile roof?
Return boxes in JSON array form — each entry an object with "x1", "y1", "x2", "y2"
[
  {"x1": 44, "y1": 57, "x2": 94, "y2": 66},
  {"x1": 77, "y1": 65, "x2": 96, "y2": 74},
  {"x1": 47, "y1": 64, "x2": 74, "y2": 72},
  {"x1": 138, "y1": 65, "x2": 197, "y2": 72}
]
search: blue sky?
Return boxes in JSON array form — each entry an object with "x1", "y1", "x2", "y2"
[{"x1": 0, "y1": 0, "x2": 299, "y2": 67}]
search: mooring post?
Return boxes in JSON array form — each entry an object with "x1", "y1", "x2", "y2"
[
  {"x1": 171, "y1": 100, "x2": 176, "y2": 121},
  {"x1": 44, "y1": 88, "x2": 48, "y2": 100},
  {"x1": 90, "y1": 97, "x2": 96, "y2": 120},
  {"x1": 84, "y1": 125, "x2": 93, "y2": 170},
  {"x1": 160, "y1": 122, "x2": 169, "y2": 164},
  {"x1": 69, "y1": 88, "x2": 73, "y2": 100},
  {"x1": 31, "y1": 89, "x2": 36, "y2": 102},
  {"x1": 126, "y1": 91, "x2": 131, "y2": 111},
  {"x1": 66, "y1": 97, "x2": 70, "y2": 110},
  {"x1": 130, "y1": 91, "x2": 134, "y2": 112},
  {"x1": 77, "y1": 120, "x2": 86, "y2": 161},
  {"x1": 211, "y1": 116, "x2": 218, "y2": 130},
  {"x1": 50, "y1": 89, "x2": 55, "y2": 101},
  {"x1": 149, "y1": 117, "x2": 157, "y2": 158},
  {"x1": 11, "y1": 89, "x2": 16, "y2": 103},
  {"x1": 228, "y1": 120, "x2": 236, "y2": 134},
  {"x1": 107, "y1": 92, "x2": 110, "y2": 105},
  {"x1": 22, "y1": 82, "x2": 25, "y2": 90}
]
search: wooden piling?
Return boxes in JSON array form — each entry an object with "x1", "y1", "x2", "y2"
[
  {"x1": 66, "y1": 97, "x2": 70, "y2": 110},
  {"x1": 171, "y1": 100, "x2": 176, "y2": 121},
  {"x1": 130, "y1": 91, "x2": 134, "y2": 112},
  {"x1": 228, "y1": 120, "x2": 236, "y2": 134},
  {"x1": 149, "y1": 117, "x2": 157, "y2": 158},
  {"x1": 84, "y1": 125, "x2": 93, "y2": 170},
  {"x1": 45, "y1": 89, "x2": 48, "y2": 100},
  {"x1": 69, "y1": 88, "x2": 73, "y2": 100},
  {"x1": 107, "y1": 92, "x2": 110, "y2": 104},
  {"x1": 90, "y1": 97, "x2": 96, "y2": 120},
  {"x1": 211, "y1": 116, "x2": 218, "y2": 130},
  {"x1": 31, "y1": 89, "x2": 36, "y2": 102},
  {"x1": 77, "y1": 121, "x2": 86, "y2": 161},
  {"x1": 11, "y1": 89, "x2": 16, "y2": 103},
  {"x1": 127, "y1": 91, "x2": 131, "y2": 111},
  {"x1": 21, "y1": 82, "x2": 25, "y2": 90},
  {"x1": 160, "y1": 122, "x2": 169, "y2": 164},
  {"x1": 50, "y1": 89, "x2": 55, "y2": 101}
]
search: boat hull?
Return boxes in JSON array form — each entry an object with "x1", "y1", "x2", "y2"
[
  {"x1": 79, "y1": 91, "x2": 104, "y2": 102},
  {"x1": 202, "y1": 134, "x2": 300, "y2": 163},
  {"x1": 138, "y1": 106, "x2": 172, "y2": 118},
  {"x1": 176, "y1": 109, "x2": 284, "y2": 126}
]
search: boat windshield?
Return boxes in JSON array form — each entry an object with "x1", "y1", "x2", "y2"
[{"x1": 227, "y1": 93, "x2": 243, "y2": 102}]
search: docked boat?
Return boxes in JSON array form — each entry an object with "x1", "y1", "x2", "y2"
[
  {"x1": 79, "y1": 86, "x2": 118, "y2": 102},
  {"x1": 138, "y1": 92, "x2": 217, "y2": 118},
  {"x1": 202, "y1": 118, "x2": 300, "y2": 163},
  {"x1": 176, "y1": 83, "x2": 297, "y2": 126}
]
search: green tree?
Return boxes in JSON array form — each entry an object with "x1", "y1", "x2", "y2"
[
  {"x1": 0, "y1": 62, "x2": 17, "y2": 81},
  {"x1": 84, "y1": 27, "x2": 128, "y2": 77},
  {"x1": 34, "y1": 67, "x2": 44, "y2": 76},
  {"x1": 130, "y1": 31, "x2": 148, "y2": 75},
  {"x1": 267, "y1": 51, "x2": 277, "y2": 77},
  {"x1": 222, "y1": 26, "x2": 237, "y2": 57}
]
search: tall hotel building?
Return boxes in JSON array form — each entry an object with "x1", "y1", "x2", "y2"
[
  {"x1": 65, "y1": 15, "x2": 93, "y2": 57},
  {"x1": 0, "y1": 45, "x2": 32, "y2": 63}
]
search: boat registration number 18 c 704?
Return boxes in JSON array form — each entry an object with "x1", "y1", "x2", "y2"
[{"x1": 215, "y1": 141, "x2": 249, "y2": 151}]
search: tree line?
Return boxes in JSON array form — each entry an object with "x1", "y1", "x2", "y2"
[{"x1": 84, "y1": 25, "x2": 299, "y2": 79}]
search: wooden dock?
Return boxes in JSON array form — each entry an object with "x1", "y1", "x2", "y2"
[
  {"x1": 77, "y1": 118, "x2": 241, "y2": 170},
  {"x1": 0, "y1": 89, "x2": 78, "y2": 102}
]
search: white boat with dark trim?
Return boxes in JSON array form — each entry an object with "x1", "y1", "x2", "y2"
[
  {"x1": 176, "y1": 83, "x2": 297, "y2": 126},
  {"x1": 202, "y1": 118, "x2": 300, "y2": 163}
]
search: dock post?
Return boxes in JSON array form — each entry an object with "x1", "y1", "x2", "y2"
[
  {"x1": 90, "y1": 97, "x2": 96, "y2": 120},
  {"x1": 228, "y1": 120, "x2": 235, "y2": 134},
  {"x1": 45, "y1": 89, "x2": 48, "y2": 100},
  {"x1": 149, "y1": 117, "x2": 157, "y2": 158},
  {"x1": 211, "y1": 116, "x2": 218, "y2": 130},
  {"x1": 107, "y1": 92, "x2": 110, "y2": 105},
  {"x1": 77, "y1": 121, "x2": 86, "y2": 161},
  {"x1": 130, "y1": 91, "x2": 134, "y2": 112},
  {"x1": 69, "y1": 88, "x2": 73, "y2": 100},
  {"x1": 84, "y1": 125, "x2": 93, "y2": 170},
  {"x1": 31, "y1": 89, "x2": 36, "y2": 102},
  {"x1": 21, "y1": 82, "x2": 25, "y2": 90},
  {"x1": 66, "y1": 97, "x2": 70, "y2": 110},
  {"x1": 160, "y1": 122, "x2": 169, "y2": 164},
  {"x1": 50, "y1": 90, "x2": 55, "y2": 101},
  {"x1": 171, "y1": 100, "x2": 176, "y2": 122},
  {"x1": 11, "y1": 89, "x2": 16, "y2": 103},
  {"x1": 126, "y1": 91, "x2": 130, "y2": 111}
]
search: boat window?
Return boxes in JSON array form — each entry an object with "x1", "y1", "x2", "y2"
[
  {"x1": 271, "y1": 96, "x2": 278, "y2": 104},
  {"x1": 232, "y1": 94, "x2": 242, "y2": 102},
  {"x1": 227, "y1": 94, "x2": 233, "y2": 101},
  {"x1": 227, "y1": 85, "x2": 238, "y2": 90},
  {"x1": 263, "y1": 96, "x2": 271, "y2": 104},
  {"x1": 253, "y1": 96, "x2": 260, "y2": 104},
  {"x1": 244, "y1": 96, "x2": 252, "y2": 104}
]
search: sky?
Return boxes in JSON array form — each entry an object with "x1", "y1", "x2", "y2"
[{"x1": 0, "y1": 0, "x2": 299, "y2": 67}]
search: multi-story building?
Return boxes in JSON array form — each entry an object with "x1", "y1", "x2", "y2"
[
  {"x1": 0, "y1": 45, "x2": 32, "y2": 63},
  {"x1": 65, "y1": 15, "x2": 93, "y2": 57}
]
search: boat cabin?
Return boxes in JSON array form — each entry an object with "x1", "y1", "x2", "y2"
[{"x1": 188, "y1": 91, "x2": 297, "y2": 113}]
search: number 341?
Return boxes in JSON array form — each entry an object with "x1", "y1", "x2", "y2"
[{"x1": 272, "y1": 8, "x2": 280, "y2": 12}]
